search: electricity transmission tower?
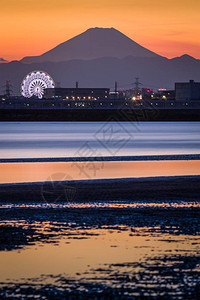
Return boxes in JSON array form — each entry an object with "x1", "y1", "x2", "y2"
[
  {"x1": 3, "y1": 80, "x2": 13, "y2": 97},
  {"x1": 133, "y1": 77, "x2": 142, "y2": 96}
]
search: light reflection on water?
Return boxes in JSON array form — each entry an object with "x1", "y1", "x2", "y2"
[
  {"x1": 0, "y1": 208, "x2": 199, "y2": 297},
  {"x1": 0, "y1": 160, "x2": 200, "y2": 183},
  {"x1": 0, "y1": 226, "x2": 199, "y2": 283},
  {"x1": 1, "y1": 201, "x2": 200, "y2": 209}
]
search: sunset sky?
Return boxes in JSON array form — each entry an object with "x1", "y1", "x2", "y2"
[{"x1": 1, "y1": 0, "x2": 200, "y2": 61}]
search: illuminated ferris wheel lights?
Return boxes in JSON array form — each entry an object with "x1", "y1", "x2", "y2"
[{"x1": 21, "y1": 71, "x2": 55, "y2": 99}]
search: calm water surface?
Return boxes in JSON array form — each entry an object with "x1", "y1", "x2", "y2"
[
  {"x1": 0, "y1": 122, "x2": 199, "y2": 158},
  {"x1": 0, "y1": 226, "x2": 198, "y2": 282},
  {"x1": 0, "y1": 160, "x2": 200, "y2": 183}
]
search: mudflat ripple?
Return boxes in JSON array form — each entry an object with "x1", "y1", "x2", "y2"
[{"x1": 0, "y1": 201, "x2": 199, "y2": 299}]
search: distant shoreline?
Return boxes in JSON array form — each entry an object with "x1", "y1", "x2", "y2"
[
  {"x1": 0, "y1": 154, "x2": 200, "y2": 163},
  {"x1": 1, "y1": 108, "x2": 200, "y2": 121}
]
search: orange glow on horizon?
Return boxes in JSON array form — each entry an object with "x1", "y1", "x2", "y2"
[{"x1": 0, "y1": 0, "x2": 200, "y2": 61}]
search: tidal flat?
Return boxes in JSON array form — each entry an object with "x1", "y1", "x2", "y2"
[
  {"x1": 0, "y1": 187, "x2": 199, "y2": 299},
  {"x1": 0, "y1": 122, "x2": 200, "y2": 298}
]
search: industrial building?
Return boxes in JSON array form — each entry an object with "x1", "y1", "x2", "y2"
[
  {"x1": 175, "y1": 80, "x2": 200, "y2": 100},
  {"x1": 44, "y1": 87, "x2": 110, "y2": 100}
]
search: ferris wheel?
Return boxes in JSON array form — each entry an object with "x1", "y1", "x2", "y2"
[{"x1": 21, "y1": 70, "x2": 55, "y2": 99}]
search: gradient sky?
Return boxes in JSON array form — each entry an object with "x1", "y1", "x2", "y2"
[{"x1": 1, "y1": 0, "x2": 200, "y2": 61}]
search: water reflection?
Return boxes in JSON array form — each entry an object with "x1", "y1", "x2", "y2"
[
  {"x1": 0, "y1": 160, "x2": 200, "y2": 183},
  {"x1": 0, "y1": 226, "x2": 199, "y2": 281},
  {"x1": 0, "y1": 224, "x2": 199, "y2": 298},
  {"x1": 0, "y1": 122, "x2": 200, "y2": 158},
  {"x1": 1, "y1": 201, "x2": 200, "y2": 209},
  {"x1": 0, "y1": 200, "x2": 199, "y2": 298}
]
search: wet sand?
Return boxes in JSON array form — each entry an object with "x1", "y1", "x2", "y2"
[
  {"x1": 0, "y1": 203, "x2": 200, "y2": 298},
  {"x1": 0, "y1": 173, "x2": 200, "y2": 298},
  {"x1": 0, "y1": 175, "x2": 199, "y2": 202}
]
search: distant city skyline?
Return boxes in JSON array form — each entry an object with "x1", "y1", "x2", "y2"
[{"x1": 0, "y1": 0, "x2": 200, "y2": 61}]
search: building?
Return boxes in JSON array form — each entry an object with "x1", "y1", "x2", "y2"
[
  {"x1": 44, "y1": 88, "x2": 110, "y2": 100},
  {"x1": 142, "y1": 88, "x2": 154, "y2": 100},
  {"x1": 157, "y1": 89, "x2": 175, "y2": 100},
  {"x1": 175, "y1": 80, "x2": 200, "y2": 100}
]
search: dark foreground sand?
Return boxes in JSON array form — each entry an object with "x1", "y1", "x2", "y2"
[
  {"x1": 0, "y1": 175, "x2": 199, "y2": 202},
  {"x1": 0, "y1": 175, "x2": 199, "y2": 299}
]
